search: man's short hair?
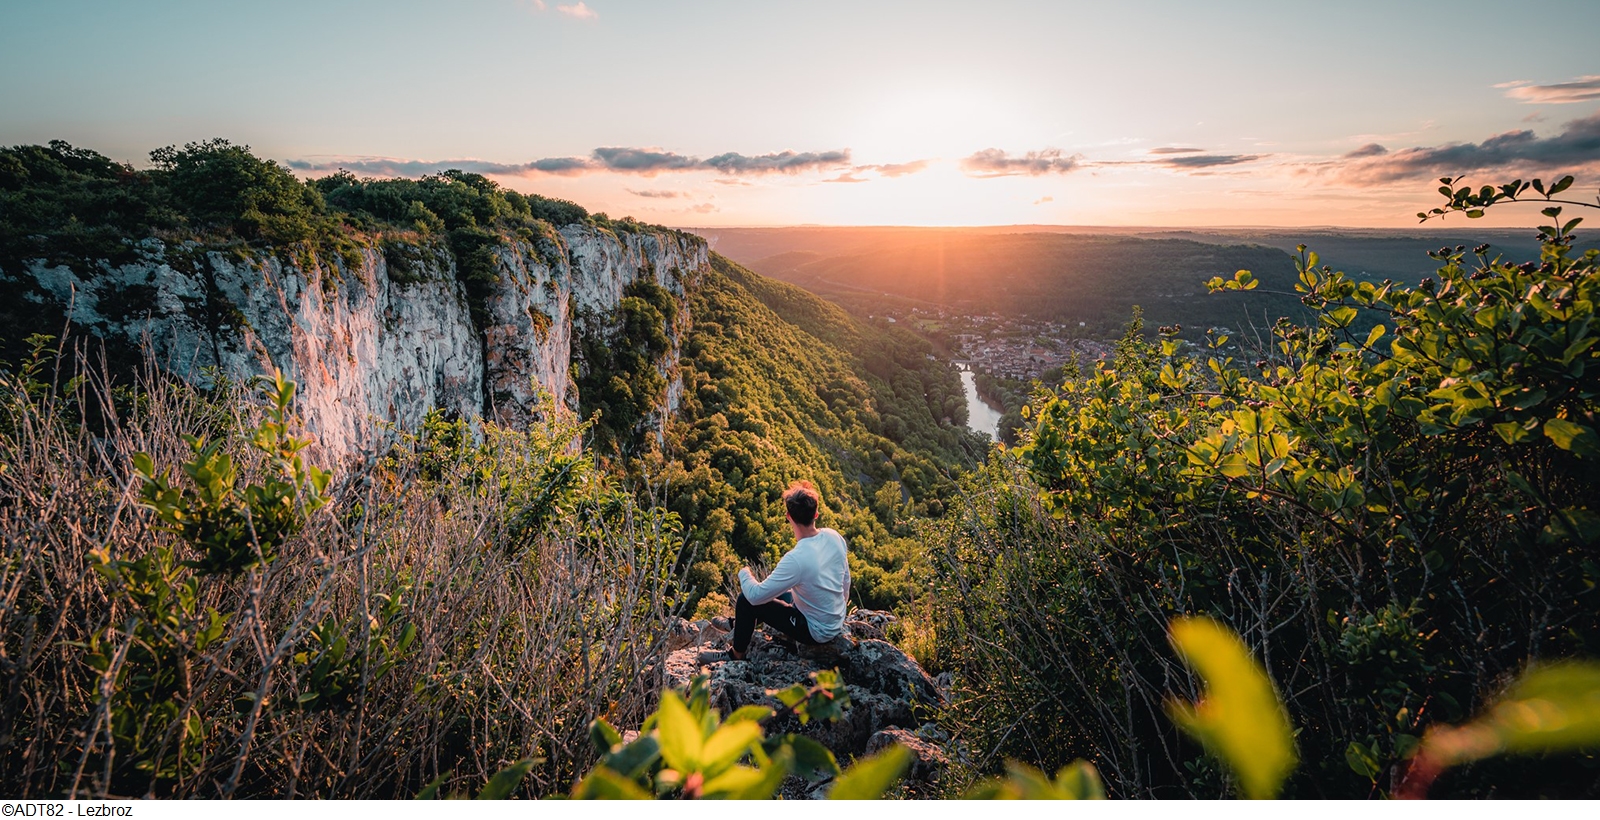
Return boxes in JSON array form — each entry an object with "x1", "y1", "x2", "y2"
[{"x1": 783, "y1": 480, "x2": 820, "y2": 527}]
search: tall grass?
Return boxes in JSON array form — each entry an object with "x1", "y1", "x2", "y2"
[{"x1": 0, "y1": 341, "x2": 680, "y2": 798}]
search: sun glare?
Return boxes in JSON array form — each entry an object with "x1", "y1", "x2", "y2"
[{"x1": 852, "y1": 86, "x2": 1039, "y2": 158}]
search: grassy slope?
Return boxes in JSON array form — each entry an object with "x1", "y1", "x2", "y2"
[{"x1": 648, "y1": 254, "x2": 984, "y2": 611}]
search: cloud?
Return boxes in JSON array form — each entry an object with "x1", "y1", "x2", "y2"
[
  {"x1": 703, "y1": 149, "x2": 851, "y2": 174},
  {"x1": 822, "y1": 160, "x2": 933, "y2": 183},
  {"x1": 626, "y1": 189, "x2": 682, "y2": 198},
  {"x1": 1154, "y1": 154, "x2": 1263, "y2": 169},
  {"x1": 525, "y1": 0, "x2": 546, "y2": 10},
  {"x1": 1033, "y1": 196, "x2": 1054, "y2": 205},
  {"x1": 557, "y1": 2, "x2": 597, "y2": 19},
  {"x1": 1499, "y1": 76, "x2": 1600, "y2": 105},
  {"x1": 592, "y1": 146, "x2": 850, "y2": 175},
  {"x1": 286, "y1": 157, "x2": 541, "y2": 177},
  {"x1": 859, "y1": 160, "x2": 931, "y2": 178},
  {"x1": 958, "y1": 147, "x2": 1261, "y2": 177},
  {"x1": 688, "y1": 203, "x2": 718, "y2": 214},
  {"x1": 1339, "y1": 109, "x2": 1600, "y2": 185},
  {"x1": 593, "y1": 146, "x2": 699, "y2": 173},
  {"x1": 1343, "y1": 143, "x2": 1389, "y2": 159},
  {"x1": 290, "y1": 145, "x2": 853, "y2": 179},
  {"x1": 961, "y1": 147, "x2": 1082, "y2": 177},
  {"x1": 526, "y1": 156, "x2": 593, "y2": 175}
]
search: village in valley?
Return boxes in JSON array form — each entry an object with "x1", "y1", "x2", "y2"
[{"x1": 873, "y1": 305, "x2": 1114, "y2": 381}]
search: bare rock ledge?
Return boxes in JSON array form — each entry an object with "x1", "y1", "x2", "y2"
[{"x1": 658, "y1": 609, "x2": 950, "y2": 797}]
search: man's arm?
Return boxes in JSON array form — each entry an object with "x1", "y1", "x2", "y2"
[{"x1": 739, "y1": 550, "x2": 805, "y2": 605}]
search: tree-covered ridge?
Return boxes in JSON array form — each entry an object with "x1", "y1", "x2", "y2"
[
  {"x1": 729, "y1": 229, "x2": 1310, "y2": 339},
  {"x1": 720, "y1": 258, "x2": 984, "y2": 467},
  {"x1": 0, "y1": 139, "x2": 673, "y2": 273},
  {"x1": 645, "y1": 254, "x2": 985, "y2": 612}
]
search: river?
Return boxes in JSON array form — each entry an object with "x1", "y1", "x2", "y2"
[{"x1": 957, "y1": 364, "x2": 1005, "y2": 441}]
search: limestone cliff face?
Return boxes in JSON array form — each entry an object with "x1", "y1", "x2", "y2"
[
  {"x1": 3, "y1": 225, "x2": 708, "y2": 460},
  {"x1": 485, "y1": 225, "x2": 703, "y2": 431}
]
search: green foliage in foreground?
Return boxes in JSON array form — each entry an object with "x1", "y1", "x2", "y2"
[
  {"x1": 1168, "y1": 613, "x2": 1600, "y2": 800},
  {"x1": 573, "y1": 671, "x2": 1105, "y2": 800},
  {"x1": 130, "y1": 371, "x2": 331, "y2": 575},
  {"x1": 0, "y1": 359, "x2": 678, "y2": 798},
  {"x1": 1164, "y1": 616, "x2": 1296, "y2": 799},
  {"x1": 574, "y1": 672, "x2": 860, "y2": 799},
  {"x1": 932, "y1": 182, "x2": 1600, "y2": 797}
]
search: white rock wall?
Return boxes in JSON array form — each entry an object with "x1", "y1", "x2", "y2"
[{"x1": 7, "y1": 225, "x2": 709, "y2": 462}]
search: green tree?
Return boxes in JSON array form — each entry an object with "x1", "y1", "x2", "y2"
[{"x1": 148, "y1": 138, "x2": 324, "y2": 243}]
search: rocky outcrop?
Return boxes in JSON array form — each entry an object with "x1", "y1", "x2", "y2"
[
  {"x1": 660, "y1": 610, "x2": 951, "y2": 797},
  {"x1": 1, "y1": 224, "x2": 708, "y2": 460}
]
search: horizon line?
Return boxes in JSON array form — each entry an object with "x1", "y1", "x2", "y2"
[{"x1": 671, "y1": 222, "x2": 1540, "y2": 233}]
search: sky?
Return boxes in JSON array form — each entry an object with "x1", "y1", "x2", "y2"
[{"x1": 3, "y1": 0, "x2": 1599, "y2": 228}]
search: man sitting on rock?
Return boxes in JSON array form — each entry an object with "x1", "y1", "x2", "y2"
[{"x1": 730, "y1": 480, "x2": 851, "y2": 660}]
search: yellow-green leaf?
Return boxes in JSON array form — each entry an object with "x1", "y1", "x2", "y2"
[
  {"x1": 571, "y1": 767, "x2": 652, "y2": 800},
  {"x1": 1418, "y1": 662, "x2": 1600, "y2": 769},
  {"x1": 965, "y1": 760, "x2": 1106, "y2": 799},
  {"x1": 999, "y1": 761, "x2": 1057, "y2": 799},
  {"x1": 1345, "y1": 741, "x2": 1380, "y2": 780},
  {"x1": 700, "y1": 720, "x2": 762, "y2": 779},
  {"x1": 1165, "y1": 616, "x2": 1297, "y2": 799},
  {"x1": 476, "y1": 757, "x2": 537, "y2": 799},
  {"x1": 1544, "y1": 418, "x2": 1600, "y2": 458},
  {"x1": 1050, "y1": 760, "x2": 1107, "y2": 799},
  {"x1": 699, "y1": 764, "x2": 768, "y2": 799},
  {"x1": 654, "y1": 690, "x2": 703, "y2": 774},
  {"x1": 725, "y1": 705, "x2": 773, "y2": 724},
  {"x1": 830, "y1": 744, "x2": 912, "y2": 799}
]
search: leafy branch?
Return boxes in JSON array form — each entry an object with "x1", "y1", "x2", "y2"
[{"x1": 1419, "y1": 174, "x2": 1597, "y2": 221}]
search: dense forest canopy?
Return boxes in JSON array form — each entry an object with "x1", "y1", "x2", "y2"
[{"x1": 0, "y1": 138, "x2": 614, "y2": 269}]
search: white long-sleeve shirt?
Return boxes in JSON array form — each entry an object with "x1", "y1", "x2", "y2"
[{"x1": 739, "y1": 528, "x2": 851, "y2": 642}]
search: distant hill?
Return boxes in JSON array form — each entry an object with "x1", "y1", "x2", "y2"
[
  {"x1": 696, "y1": 224, "x2": 1595, "y2": 283},
  {"x1": 1127, "y1": 227, "x2": 1597, "y2": 283},
  {"x1": 693, "y1": 228, "x2": 1308, "y2": 338},
  {"x1": 690, "y1": 226, "x2": 1599, "y2": 338}
]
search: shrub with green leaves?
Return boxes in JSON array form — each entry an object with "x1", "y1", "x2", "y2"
[
  {"x1": 573, "y1": 671, "x2": 1108, "y2": 800},
  {"x1": 0, "y1": 352, "x2": 678, "y2": 798},
  {"x1": 575, "y1": 673, "x2": 856, "y2": 799},
  {"x1": 932, "y1": 178, "x2": 1600, "y2": 797},
  {"x1": 131, "y1": 371, "x2": 330, "y2": 575}
]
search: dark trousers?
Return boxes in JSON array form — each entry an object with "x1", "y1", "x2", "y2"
[{"x1": 733, "y1": 592, "x2": 821, "y2": 654}]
